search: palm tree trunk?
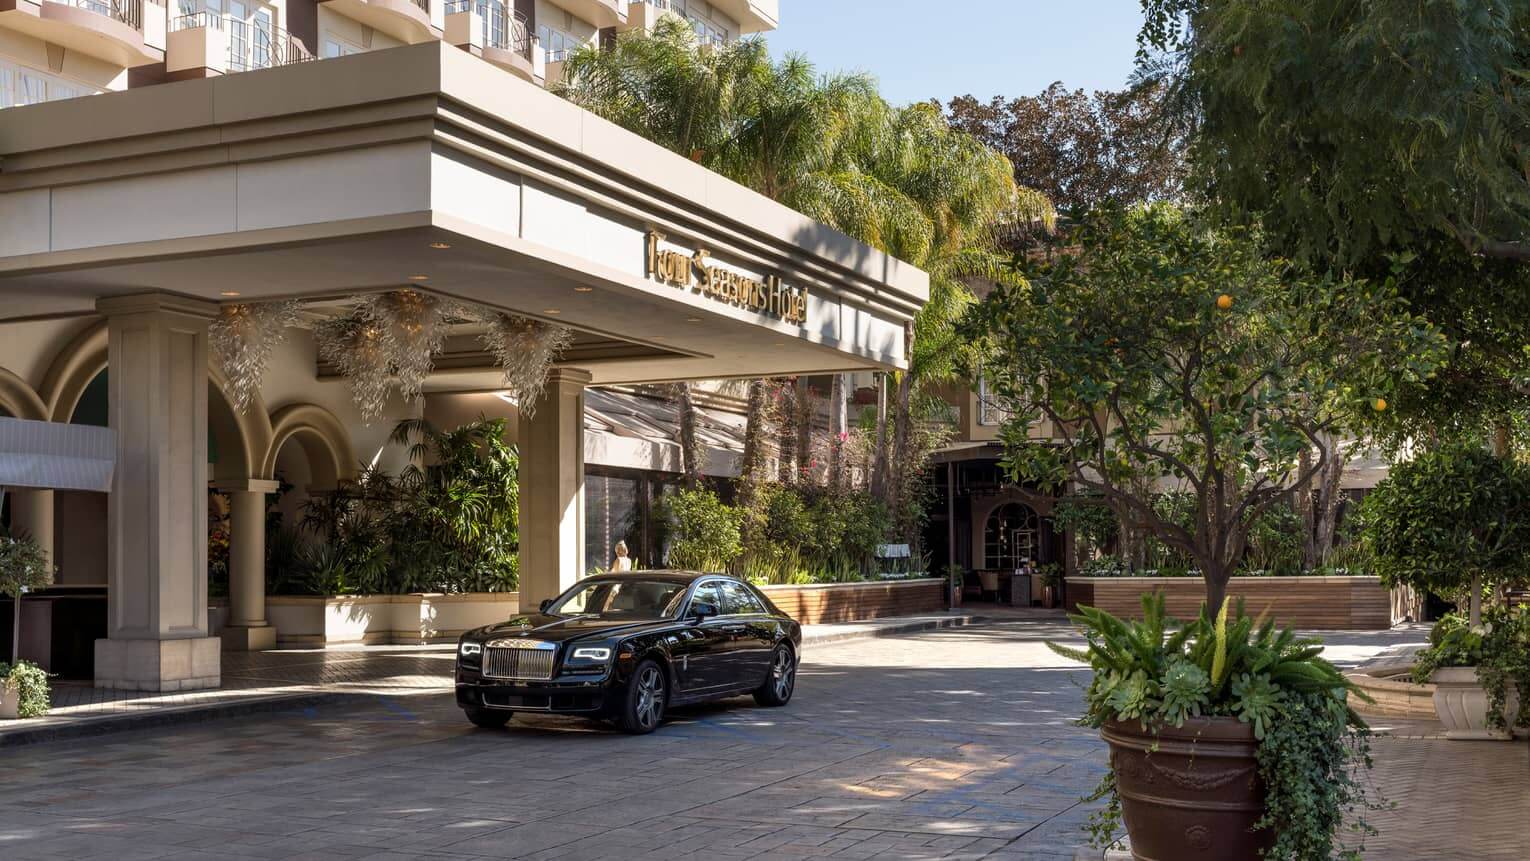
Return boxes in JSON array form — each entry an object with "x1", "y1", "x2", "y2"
[
  {"x1": 828, "y1": 374, "x2": 847, "y2": 491},
  {"x1": 776, "y1": 378, "x2": 797, "y2": 485},
  {"x1": 891, "y1": 370, "x2": 914, "y2": 539},
  {"x1": 795, "y1": 377, "x2": 813, "y2": 485},
  {"x1": 671, "y1": 383, "x2": 704, "y2": 488},
  {"x1": 870, "y1": 373, "x2": 890, "y2": 503},
  {"x1": 739, "y1": 379, "x2": 770, "y2": 511}
]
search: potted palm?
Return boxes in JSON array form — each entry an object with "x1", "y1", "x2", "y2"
[
  {"x1": 0, "y1": 531, "x2": 53, "y2": 719},
  {"x1": 1052, "y1": 594, "x2": 1379, "y2": 859},
  {"x1": 946, "y1": 565, "x2": 964, "y2": 609}
]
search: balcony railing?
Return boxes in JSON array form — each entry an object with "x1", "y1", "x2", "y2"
[
  {"x1": 62, "y1": 0, "x2": 143, "y2": 32},
  {"x1": 171, "y1": 11, "x2": 315, "y2": 72},
  {"x1": 445, "y1": 0, "x2": 530, "y2": 58},
  {"x1": 409, "y1": 0, "x2": 428, "y2": 12}
]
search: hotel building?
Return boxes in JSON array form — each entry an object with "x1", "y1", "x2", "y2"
[{"x1": 0, "y1": 0, "x2": 934, "y2": 692}]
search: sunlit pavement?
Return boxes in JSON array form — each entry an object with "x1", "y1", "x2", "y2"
[{"x1": 0, "y1": 622, "x2": 1521, "y2": 860}]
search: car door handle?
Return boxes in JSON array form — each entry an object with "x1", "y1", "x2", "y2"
[{"x1": 720, "y1": 625, "x2": 746, "y2": 634}]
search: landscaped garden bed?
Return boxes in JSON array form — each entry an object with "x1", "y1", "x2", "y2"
[
  {"x1": 264, "y1": 592, "x2": 521, "y2": 646},
  {"x1": 760, "y1": 578, "x2": 945, "y2": 625},
  {"x1": 1066, "y1": 575, "x2": 1391, "y2": 630}
]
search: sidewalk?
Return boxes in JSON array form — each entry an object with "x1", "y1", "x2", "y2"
[{"x1": 0, "y1": 610, "x2": 976, "y2": 747}]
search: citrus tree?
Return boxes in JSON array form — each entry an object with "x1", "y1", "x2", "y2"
[
  {"x1": 969, "y1": 204, "x2": 1445, "y2": 613},
  {"x1": 1361, "y1": 444, "x2": 1530, "y2": 625}
]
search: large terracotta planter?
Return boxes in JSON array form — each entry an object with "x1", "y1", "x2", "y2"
[
  {"x1": 1102, "y1": 717, "x2": 1273, "y2": 860},
  {"x1": 1430, "y1": 667, "x2": 1522, "y2": 740}
]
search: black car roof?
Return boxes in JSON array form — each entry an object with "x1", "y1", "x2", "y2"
[{"x1": 578, "y1": 571, "x2": 733, "y2": 585}]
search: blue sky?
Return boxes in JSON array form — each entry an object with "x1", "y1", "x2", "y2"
[{"x1": 766, "y1": 0, "x2": 1145, "y2": 107}]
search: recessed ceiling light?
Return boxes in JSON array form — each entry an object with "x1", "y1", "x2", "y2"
[
  {"x1": 429, "y1": 242, "x2": 451, "y2": 250},
  {"x1": 773, "y1": 342, "x2": 786, "y2": 347},
  {"x1": 651, "y1": 336, "x2": 667, "y2": 341},
  {"x1": 573, "y1": 286, "x2": 594, "y2": 293},
  {"x1": 220, "y1": 291, "x2": 241, "y2": 297},
  {"x1": 543, "y1": 308, "x2": 561, "y2": 315},
  {"x1": 685, "y1": 317, "x2": 702, "y2": 323},
  {"x1": 409, "y1": 275, "x2": 430, "y2": 281}
]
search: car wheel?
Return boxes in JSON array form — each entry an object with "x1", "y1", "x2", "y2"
[
  {"x1": 753, "y1": 644, "x2": 796, "y2": 707},
  {"x1": 619, "y1": 659, "x2": 667, "y2": 734},
  {"x1": 464, "y1": 707, "x2": 512, "y2": 729}
]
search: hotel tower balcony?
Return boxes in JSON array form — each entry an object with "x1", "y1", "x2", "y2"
[
  {"x1": 550, "y1": 0, "x2": 623, "y2": 29},
  {"x1": 319, "y1": 0, "x2": 439, "y2": 45},
  {"x1": 0, "y1": 0, "x2": 165, "y2": 67},
  {"x1": 166, "y1": 10, "x2": 313, "y2": 79},
  {"x1": 445, "y1": 0, "x2": 536, "y2": 82}
]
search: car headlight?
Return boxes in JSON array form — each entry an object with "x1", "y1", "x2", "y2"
[
  {"x1": 459, "y1": 642, "x2": 483, "y2": 659},
  {"x1": 571, "y1": 647, "x2": 611, "y2": 662}
]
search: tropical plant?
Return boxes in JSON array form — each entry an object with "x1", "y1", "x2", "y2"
[
  {"x1": 0, "y1": 660, "x2": 49, "y2": 718},
  {"x1": 1052, "y1": 594, "x2": 1379, "y2": 858},
  {"x1": 1412, "y1": 604, "x2": 1530, "y2": 733},
  {"x1": 1360, "y1": 444, "x2": 1530, "y2": 625},
  {"x1": 969, "y1": 204, "x2": 1446, "y2": 613}
]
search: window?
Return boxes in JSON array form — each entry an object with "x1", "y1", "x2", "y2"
[
  {"x1": 672, "y1": 0, "x2": 728, "y2": 44},
  {"x1": 547, "y1": 578, "x2": 687, "y2": 618},
  {"x1": 719, "y1": 581, "x2": 765, "y2": 616},
  {"x1": 977, "y1": 376, "x2": 1011, "y2": 426},
  {"x1": 0, "y1": 61, "x2": 98, "y2": 110},
  {"x1": 688, "y1": 581, "x2": 723, "y2": 615},
  {"x1": 538, "y1": 24, "x2": 582, "y2": 61},
  {"x1": 323, "y1": 37, "x2": 362, "y2": 58},
  {"x1": 983, "y1": 503, "x2": 1039, "y2": 571}
]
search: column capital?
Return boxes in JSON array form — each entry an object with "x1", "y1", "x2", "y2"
[
  {"x1": 212, "y1": 478, "x2": 281, "y2": 494},
  {"x1": 545, "y1": 367, "x2": 593, "y2": 387},
  {"x1": 97, "y1": 292, "x2": 220, "y2": 320}
]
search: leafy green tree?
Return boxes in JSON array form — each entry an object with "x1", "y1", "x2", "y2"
[
  {"x1": 0, "y1": 532, "x2": 51, "y2": 664},
  {"x1": 970, "y1": 204, "x2": 1445, "y2": 613},
  {"x1": 1360, "y1": 444, "x2": 1530, "y2": 625},
  {"x1": 1138, "y1": 0, "x2": 1530, "y2": 445}
]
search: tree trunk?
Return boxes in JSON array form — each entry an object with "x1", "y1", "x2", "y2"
[
  {"x1": 1202, "y1": 565, "x2": 1231, "y2": 620},
  {"x1": 739, "y1": 379, "x2": 771, "y2": 511},
  {"x1": 828, "y1": 374, "x2": 848, "y2": 491},
  {"x1": 891, "y1": 371, "x2": 915, "y2": 540},
  {"x1": 776, "y1": 378, "x2": 797, "y2": 485},
  {"x1": 1298, "y1": 431, "x2": 1347, "y2": 570},
  {"x1": 795, "y1": 377, "x2": 813, "y2": 485},
  {"x1": 671, "y1": 383, "x2": 704, "y2": 488},
  {"x1": 870, "y1": 373, "x2": 890, "y2": 504},
  {"x1": 1469, "y1": 572, "x2": 1482, "y2": 627}
]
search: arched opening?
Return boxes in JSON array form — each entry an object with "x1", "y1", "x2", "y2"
[{"x1": 983, "y1": 502, "x2": 1040, "y2": 571}]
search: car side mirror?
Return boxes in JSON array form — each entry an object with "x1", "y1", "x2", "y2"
[
  {"x1": 539, "y1": 599, "x2": 553, "y2": 613},
  {"x1": 691, "y1": 601, "x2": 719, "y2": 622}
]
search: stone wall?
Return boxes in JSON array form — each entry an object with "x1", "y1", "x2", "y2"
[{"x1": 1066, "y1": 576, "x2": 1391, "y2": 630}]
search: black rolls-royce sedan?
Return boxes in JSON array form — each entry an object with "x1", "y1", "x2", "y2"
[{"x1": 455, "y1": 571, "x2": 802, "y2": 734}]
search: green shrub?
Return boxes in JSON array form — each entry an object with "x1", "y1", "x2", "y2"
[
  {"x1": 1412, "y1": 604, "x2": 1530, "y2": 732},
  {"x1": 662, "y1": 488, "x2": 743, "y2": 571},
  {"x1": 0, "y1": 660, "x2": 50, "y2": 719}
]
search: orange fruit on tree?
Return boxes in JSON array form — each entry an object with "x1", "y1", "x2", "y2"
[
  {"x1": 1373, "y1": 398, "x2": 1387, "y2": 412},
  {"x1": 1216, "y1": 294, "x2": 1233, "y2": 310}
]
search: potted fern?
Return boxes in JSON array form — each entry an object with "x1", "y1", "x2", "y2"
[
  {"x1": 0, "y1": 532, "x2": 53, "y2": 720},
  {"x1": 1052, "y1": 594, "x2": 1380, "y2": 859}
]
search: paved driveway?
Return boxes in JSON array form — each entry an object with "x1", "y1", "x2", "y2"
[{"x1": 0, "y1": 621, "x2": 1521, "y2": 860}]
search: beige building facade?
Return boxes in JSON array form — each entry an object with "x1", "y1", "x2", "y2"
[{"x1": 0, "y1": 5, "x2": 926, "y2": 695}]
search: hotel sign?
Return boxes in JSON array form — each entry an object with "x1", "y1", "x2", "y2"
[{"x1": 645, "y1": 230, "x2": 807, "y2": 324}]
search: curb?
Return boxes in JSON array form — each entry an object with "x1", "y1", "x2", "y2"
[
  {"x1": 802, "y1": 613, "x2": 978, "y2": 647},
  {"x1": 0, "y1": 690, "x2": 367, "y2": 748}
]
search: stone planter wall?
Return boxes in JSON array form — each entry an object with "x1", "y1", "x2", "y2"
[
  {"x1": 266, "y1": 593, "x2": 520, "y2": 646},
  {"x1": 760, "y1": 578, "x2": 945, "y2": 624},
  {"x1": 1066, "y1": 576, "x2": 1391, "y2": 629}
]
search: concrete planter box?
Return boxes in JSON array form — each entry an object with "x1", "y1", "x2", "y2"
[
  {"x1": 1066, "y1": 575, "x2": 1392, "y2": 630},
  {"x1": 266, "y1": 593, "x2": 520, "y2": 646},
  {"x1": 1430, "y1": 667, "x2": 1524, "y2": 741},
  {"x1": 760, "y1": 578, "x2": 945, "y2": 625}
]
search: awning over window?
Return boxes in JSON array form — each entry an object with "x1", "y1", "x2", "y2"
[{"x1": 0, "y1": 417, "x2": 115, "y2": 492}]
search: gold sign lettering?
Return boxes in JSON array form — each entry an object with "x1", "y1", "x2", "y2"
[{"x1": 645, "y1": 230, "x2": 807, "y2": 324}]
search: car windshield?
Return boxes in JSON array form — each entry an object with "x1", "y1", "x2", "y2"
[{"x1": 545, "y1": 579, "x2": 689, "y2": 619}]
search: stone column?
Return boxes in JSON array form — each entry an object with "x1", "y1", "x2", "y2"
[
  {"x1": 518, "y1": 368, "x2": 590, "y2": 610},
  {"x1": 9, "y1": 489, "x2": 54, "y2": 565},
  {"x1": 94, "y1": 293, "x2": 221, "y2": 691},
  {"x1": 215, "y1": 478, "x2": 279, "y2": 651}
]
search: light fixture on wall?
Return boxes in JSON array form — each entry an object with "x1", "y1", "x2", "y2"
[
  {"x1": 429, "y1": 242, "x2": 452, "y2": 250},
  {"x1": 573, "y1": 286, "x2": 594, "y2": 293}
]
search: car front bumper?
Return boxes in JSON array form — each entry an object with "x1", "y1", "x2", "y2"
[{"x1": 455, "y1": 667, "x2": 615, "y2": 714}]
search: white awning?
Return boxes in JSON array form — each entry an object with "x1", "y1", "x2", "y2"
[{"x1": 0, "y1": 417, "x2": 115, "y2": 493}]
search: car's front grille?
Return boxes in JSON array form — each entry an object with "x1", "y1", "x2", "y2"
[{"x1": 483, "y1": 646, "x2": 556, "y2": 680}]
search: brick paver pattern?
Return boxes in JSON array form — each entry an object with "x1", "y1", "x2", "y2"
[{"x1": 0, "y1": 621, "x2": 1522, "y2": 860}]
